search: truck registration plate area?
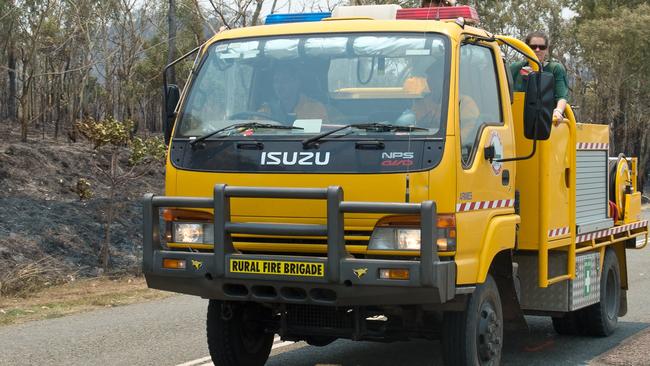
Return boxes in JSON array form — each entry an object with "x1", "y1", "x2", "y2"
[{"x1": 230, "y1": 259, "x2": 325, "y2": 277}]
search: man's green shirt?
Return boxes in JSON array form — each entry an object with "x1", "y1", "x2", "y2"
[{"x1": 509, "y1": 60, "x2": 569, "y2": 102}]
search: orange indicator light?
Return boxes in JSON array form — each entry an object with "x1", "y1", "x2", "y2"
[
  {"x1": 379, "y1": 268, "x2": 410, "y2": 280},
  {"x1": 162, "y1": 258, "x2": 186, "y2": 269}
]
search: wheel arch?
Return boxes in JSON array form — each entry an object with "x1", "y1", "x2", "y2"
[
  {"x1": 477, "y1": 214, "x2": 519, "y2": 283},
  {"x1": 487, "y1": 249, "x2": 527, "y2": 329}
]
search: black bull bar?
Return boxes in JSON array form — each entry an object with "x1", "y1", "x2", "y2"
[{"x1": 143, "y1": 185, "x2": 456, "y2": 305}]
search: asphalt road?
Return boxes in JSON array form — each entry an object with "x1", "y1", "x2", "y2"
[{"x1": 2, "y1": 242, "x2": 649, "y2": 366}]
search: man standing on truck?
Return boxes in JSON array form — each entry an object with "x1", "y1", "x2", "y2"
[
  {"x1": 259, "y1": 63, "x2": 329, "y2": 124},
  {"x1": 510, "y1": 31, "x2": 569, "y2": 122}
]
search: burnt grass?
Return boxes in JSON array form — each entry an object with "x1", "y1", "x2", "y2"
[{"x1": 0, "y1": 137, "x2": 164, "y2": 295}]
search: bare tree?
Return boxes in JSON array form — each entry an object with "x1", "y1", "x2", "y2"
[
  {"x1": 4, "y1": 0, "x2": 18, "y2": 125},
  {"x1": 167, "y1": 0, "x2": 177, "y2": 84},
  {"x1": 17, "y1": 0, "x2": 55, "y2": 141},
  {"x1": 205, "y1": 0, "x2": 265, "y2": 29}
]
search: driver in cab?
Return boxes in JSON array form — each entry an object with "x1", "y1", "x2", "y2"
[
  {"x1": 258, "y1": 64, "x2": 329, "y2": 124},
  {"x1": 398, "y1": 63, "x2": 480, "y2": 132}
]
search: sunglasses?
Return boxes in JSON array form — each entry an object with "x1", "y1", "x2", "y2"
[{"x1": 528, "y1": 44, "x2": 548, "y2": 51}]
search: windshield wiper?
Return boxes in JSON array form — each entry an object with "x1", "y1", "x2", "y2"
[
  {"x1": 190, "y1": 122, "x2": 302, "y2": 146},
  {"x1": 302, "y1": 123, "x2": 428, "y2": 148}
]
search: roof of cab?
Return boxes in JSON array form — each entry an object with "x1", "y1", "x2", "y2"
[{"x1": 205, "y1": 19, "x2": 490, "y2": 48}]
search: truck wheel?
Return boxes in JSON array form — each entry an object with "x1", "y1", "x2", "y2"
[
  {"x1": 207, "y1": 300, "x2": 274, "y2": 366},
  {"x1": 442, "y1": 274, "x2": 503, "y2": 366},
  {"x1": 551, "y1": 311, "x2": 583, "y2": 335},
  {"x1": 580, "y1": 249, "x2": 620, "y2": 337}
]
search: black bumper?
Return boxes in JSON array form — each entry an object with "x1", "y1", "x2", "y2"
[{"x1": 142, "y1": 185, "x2": 456, "y2": 306}]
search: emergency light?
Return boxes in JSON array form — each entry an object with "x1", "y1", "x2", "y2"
[
  {"x1": 265, "y1": 12, "x2": 331, "y2": 25},
  {"x1": 396, "y1": 6, "x2": 480, "y2": 23},
  {"x1": 263, "y1": 5, "x2": 480, "y2": 25}
]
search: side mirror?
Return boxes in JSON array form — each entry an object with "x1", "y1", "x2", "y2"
[
  {"x1": 163, "y1": 84, "x2": 180, "y2": 144},
  {"x1": 523, "y1": 72, "x2": 555, "y2": 141}
]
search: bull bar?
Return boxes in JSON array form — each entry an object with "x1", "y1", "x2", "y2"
[{"x1": 143, "y1": 185, "x2": 456, "y2": 305}]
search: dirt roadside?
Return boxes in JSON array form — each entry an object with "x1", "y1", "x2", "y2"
[
  {"x1": 0, "y1": 276, "x2": 172, "y2": 326},
  {"x1": 590, "y1": 327, "x2": 650, "y2": 366}
]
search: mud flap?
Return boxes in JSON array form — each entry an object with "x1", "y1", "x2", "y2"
[{"x1": 492, "y1": 252, "x2": 528, "y2": 333}]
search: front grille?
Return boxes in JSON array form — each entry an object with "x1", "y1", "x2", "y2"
[
  {"x1": 286, "y1": 304, "x2": 354, "y2": 330},
  {"x1": 166, "y1": 228, "x2": 376, "y2": 256},
  {"x1": 233, "y1": 229, "x2": 372, "y2": 246}
]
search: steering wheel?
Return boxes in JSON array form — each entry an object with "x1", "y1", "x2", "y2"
[{"x1": 227, "y1": 111, "x2": 284, "y2": 123}]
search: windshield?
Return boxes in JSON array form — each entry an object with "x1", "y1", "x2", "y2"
[{"x1": 176, "y1": 33, "x2": 449, "y2": 139}]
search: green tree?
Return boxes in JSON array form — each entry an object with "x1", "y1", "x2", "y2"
[
  {"x1": 469, "y1": 0, "x2": 570, "y2": 63},
  {"x1": 76, "y1": 117, "x2": 166, "y2": 271},
  {"x1": 574, "y1": 3, "x2": 650, "y2": 186}
]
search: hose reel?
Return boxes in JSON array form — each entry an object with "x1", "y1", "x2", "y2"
[{"x1": 609, "y1": 154, "x2": 633, "y2": 221}]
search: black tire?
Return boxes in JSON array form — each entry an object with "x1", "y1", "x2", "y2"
[
  {"x1": 580, "y1": 249, "x2": 621, "y2": 337},
  {"x1": 442, "y1": 274, "x2": 503, "y2": 366},
  {"x1": 551, "y1": 311, "x2": 583, "y2": 335},
  {"x1": 207, "y1": 300, "x2": 274, "y2": 366}
]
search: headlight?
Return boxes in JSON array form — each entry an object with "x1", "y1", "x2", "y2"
[
  {"x1": 368, "y1": 214, "x2": 456, "y2": 252},
  {"x1": 172, "y1": 222, "x2": 214, "y2": 244},
  {"x1": 369, "y1": 227, "x2": 421, "y2": 250}
]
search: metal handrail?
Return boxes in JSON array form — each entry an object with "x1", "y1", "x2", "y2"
[{"x1": 538, "y1": 107, "x2": 577, "y2": 288}]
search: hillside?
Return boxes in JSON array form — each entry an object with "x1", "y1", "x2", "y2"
[{"x1": 0, "y1": 138, "x2": 164, "y2": 295}]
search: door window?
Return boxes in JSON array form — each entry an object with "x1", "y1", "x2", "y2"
[{"x1": 459, "y1": 43, "x2": 502, "y2": 164}]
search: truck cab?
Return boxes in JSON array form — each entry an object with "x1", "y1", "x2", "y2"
[{"x1": 143, "y1": 5, "x2": 648, "y2": 366}]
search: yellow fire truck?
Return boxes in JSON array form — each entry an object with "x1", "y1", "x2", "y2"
[{"x1": 143, "y1": 5, "x2": 648, "y2": 365}]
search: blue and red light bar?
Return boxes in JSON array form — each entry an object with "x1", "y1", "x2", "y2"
[
  {"x1": 264, "y1": 6, "x2": 480, "y2": 25},
  {"x1": 396, "y1": 6, "x2": 480, "y2": 23},
  {"x1": 265, "y1": 12, "x2": 331, "y2": 25}
]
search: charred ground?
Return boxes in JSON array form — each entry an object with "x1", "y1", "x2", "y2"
[{"x1": 0, "y1": 136, "x2": 164, "y2": 295}]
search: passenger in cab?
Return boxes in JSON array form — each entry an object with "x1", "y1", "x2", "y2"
[
  {"x1": 259, "y1": 64, "x2": 329, "y2": 124},
  {"x1": 510, "y1": 31, "x2": 569, "y2": 123}
]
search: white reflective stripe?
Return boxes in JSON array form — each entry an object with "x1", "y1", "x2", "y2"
[
  {"x1": 456, "y1": 199, "x2": 514, "y2": 212},
  {"x1": 576, "y1": 142, "x2": 609, "y2": 150},
  {"x1": 548, "y1": 227, "x2": 570, "y2": 238},
  {"x1": 576, "y1": 220, "x2": 648, "y2": 243}
]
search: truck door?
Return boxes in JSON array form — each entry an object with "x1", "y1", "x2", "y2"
[{"x1": 454, "y1": 41, "x2": 516, "y2": 284}]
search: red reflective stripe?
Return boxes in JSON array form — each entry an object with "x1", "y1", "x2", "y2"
[
  {"x1": 576, "y1": 220, "x2": 648, "y2": 243},
  {"x1": 548, "y1": 227, "x2": 570, "y2": 237},
  {"x1": 577, "y1": 142, "x2": 609, "y2": 150},
  {"x1": 456, "y1": 199, "x2": 516, "y2": 212}
]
